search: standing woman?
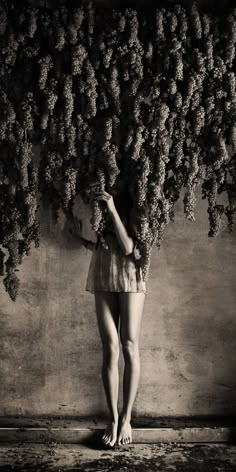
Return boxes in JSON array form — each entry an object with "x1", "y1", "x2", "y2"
[{"x1": 72, "y1": 178, "x2": 147, "y2": 447}]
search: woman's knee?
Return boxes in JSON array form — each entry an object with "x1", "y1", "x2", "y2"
[
  {"x1": 121, "y1": 338, "x2": 139, "y2": 361},
  {"x1": 102, "y1": 340, "x2": 120, "y2": 364}
]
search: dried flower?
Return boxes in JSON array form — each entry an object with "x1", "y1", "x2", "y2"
[
  {"x1": 63, "y1": 75, "x2": 74, "y2": 128},
  {"x1": 71, "y1": 45, "x2": 87, "y2": 76},
  {"x1": 190, "y1": 1, "x2": 202, "y2": 39},
  {"x1": 38, "y1": 56, "x2": 53, "y2": 90}
]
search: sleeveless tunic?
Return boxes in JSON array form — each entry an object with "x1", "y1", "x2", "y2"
[{"x1": 85, "y1": 206, "x2": 147, "y2": 294}]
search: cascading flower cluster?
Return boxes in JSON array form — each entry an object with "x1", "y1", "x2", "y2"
[{"x1": 0, "y1": 0, "x2": 236, "y2": 300}]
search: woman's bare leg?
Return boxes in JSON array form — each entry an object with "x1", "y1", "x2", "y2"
[
  {"x1": 117, "y1": 291, "x2": 146, "y2": 445},
  {"x1": 94, "y1": 291, "x2": 120, "y2": 446}
]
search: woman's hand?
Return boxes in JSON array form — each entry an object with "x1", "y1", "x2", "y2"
[
  {"x1": 69, "y1": 215, "x2": 96, "y2": 250},
  {"x1": 73, "y1": 215, "x2": 82, "y2": 235},
  {"x1": 94, "y1": 190, "x2": 115, "y2": 214},
  {"x1": 68, "y1": 215, "x2": 83, "y2": 241}
]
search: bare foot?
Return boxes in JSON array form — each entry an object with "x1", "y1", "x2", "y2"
[
  {"x1": 117, "y1": 415, "x2": 132, "y2": 446},
  {"x1": 101, "y1": 421, "x2": 118, "y2": 447}
]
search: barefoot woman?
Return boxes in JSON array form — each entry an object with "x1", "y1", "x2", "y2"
[{"x1": 74, "y1": 178, "x2": 147, "y2": 447}]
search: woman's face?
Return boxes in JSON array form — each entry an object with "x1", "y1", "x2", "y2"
[{"x1": 82, "y1": 181, "x2": 99, "y2": 204}]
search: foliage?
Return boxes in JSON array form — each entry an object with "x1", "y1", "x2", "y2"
[{"x1": 0, "y1": 1, "x2": 236, "y2": 300}]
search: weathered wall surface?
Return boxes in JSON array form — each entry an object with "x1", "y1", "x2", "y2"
[{"x1": 0, "y1": 187, "x2": 236, "y2": 418}]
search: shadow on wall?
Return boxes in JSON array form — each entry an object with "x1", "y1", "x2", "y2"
[{"x1": 144, "y1": 185, "x2": 236, "y2": 418}]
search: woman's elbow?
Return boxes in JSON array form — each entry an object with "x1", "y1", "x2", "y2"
[{"x1": 124, "y1": 239, "x2": 134, "y2": 256}]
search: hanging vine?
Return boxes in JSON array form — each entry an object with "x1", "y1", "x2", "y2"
[{"x1": 0, "y1": 0, "x2": 236, "y2": 300}]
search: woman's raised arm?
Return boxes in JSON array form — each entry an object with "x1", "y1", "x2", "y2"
[{"x1": 94, "y1": 190, "x2": 134, "y2": 256}]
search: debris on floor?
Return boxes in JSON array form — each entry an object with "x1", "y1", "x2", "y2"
[{"x1": 0, "y1": 442, "x2": 236, "y2": 471}]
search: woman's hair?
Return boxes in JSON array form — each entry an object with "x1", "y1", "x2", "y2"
[
  {"x1": 79, "y1": 173, "x2": 134, "y2": 213},
  {"x1": 80, "y1": 175, "x2": 100, "y2": 192},
  {"x1": 114, "y1": 181, "x2": 134, "y2": 218},
  {"x1": 79, "y1": 175, "x2": 100, "y2": 204}
]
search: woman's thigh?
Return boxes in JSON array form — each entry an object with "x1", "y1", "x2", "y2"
[
  {"x1": 94, "y1": 291, "x2": 120, "y2": 347},
  {"x1": 118, "y1": 292, "x2": 146, "y2": 344}
]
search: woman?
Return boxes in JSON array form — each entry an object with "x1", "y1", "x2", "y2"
[{"x1": 72, "y1": 177, "x2": 147, "y2": 448}]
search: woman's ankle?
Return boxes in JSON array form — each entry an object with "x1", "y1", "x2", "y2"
[
  {"x1": 109, "y1": 413, "x2": 119, "y2": 423},
  {"x1": 120, "y1": 411, "x2": 131, "y2": 423}
]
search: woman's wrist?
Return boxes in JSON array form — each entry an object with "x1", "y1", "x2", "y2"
[
  {"x1": 108, "y1": 201, "x2": 116, "y2": 216},
  {"x1": 106, "y1": 194, "x2": 115, "y2": 214},
  {"x1": 83, "y1": 239, "x2": 96, "y2": 250},
  {"x1": 78, "y1": 236, "x2": 87, "y2": 246}
]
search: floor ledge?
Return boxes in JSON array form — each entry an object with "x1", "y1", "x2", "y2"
[{"x1": 0, "y1": 417, "x2": 235, "y2": 443}]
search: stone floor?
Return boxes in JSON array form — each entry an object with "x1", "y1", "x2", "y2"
[{"x1": 0, "y1": 442, "x2": 236, "y2": 471}]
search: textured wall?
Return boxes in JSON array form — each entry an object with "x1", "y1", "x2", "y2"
[{"x1": 0, "y1": 186, "x2": 236, "y2": 418}]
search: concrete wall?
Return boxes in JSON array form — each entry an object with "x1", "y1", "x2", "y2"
[{"x1": 0, "y1": 186, "x2": 236, "y2": 418}]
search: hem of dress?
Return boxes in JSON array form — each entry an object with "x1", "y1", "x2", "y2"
[{"x1": 85, "y1": 288, "x2": 147, "y2": 294}]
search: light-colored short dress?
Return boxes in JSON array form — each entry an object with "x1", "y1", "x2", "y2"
[{"x1": 85, "y1": 222, "x2": 147, "y2": 294}]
